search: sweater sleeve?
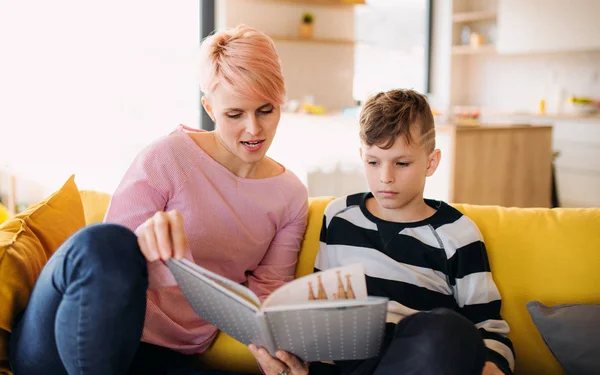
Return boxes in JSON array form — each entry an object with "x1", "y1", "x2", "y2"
[
  {"x1": 104, "y1": 143, "x2": 175, "y2": 232},
  {"x1": 447, "y1": 222, "x2": 515, "y2": 374},
  {"x1": 247, "y1": 191, "x2": 308, "y2": 301}
]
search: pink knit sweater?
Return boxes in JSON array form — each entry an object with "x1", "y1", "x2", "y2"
[{"x1": 104, "y1": 125, "x2": 308, "y2": 354}]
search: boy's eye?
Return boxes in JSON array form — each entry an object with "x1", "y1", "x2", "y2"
[
  {"x1": 226, "y1": 113, "x2": 242, "y2": 119},
  {"x1": 367, "y1": 161, "x2": 378, "y2": 166},
  {"x1": 396, "y1": 162, "x2": 410, "y2": 167}
]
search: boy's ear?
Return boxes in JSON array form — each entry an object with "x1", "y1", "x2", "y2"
[
  {"x1": 201, "y1": 96, "x2": 215, "y2": 123},
  {"x1": 426, "y1": 149, "x2": 441, "y2": 177}
]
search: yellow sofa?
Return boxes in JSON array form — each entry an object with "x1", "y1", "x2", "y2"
[
  {"x1": 2, "y1": 178, "x2": 599, "y2": 375},
  {"x1": 79, "y1": 190, "x2": 600, "y2": 375}
]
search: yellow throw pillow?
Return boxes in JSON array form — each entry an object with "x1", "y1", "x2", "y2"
[{"x1": 0, "y1": 175, "x2": 85, "y2": 374}]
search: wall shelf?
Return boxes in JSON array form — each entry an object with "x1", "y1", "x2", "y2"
[
  {"x1": 271, "y1": 35, "x2": 355, "y2": 45},
  {"x1": 452, "y1": 44, "x2": 496, "y2": 55},
  {"x1": 261, "y1": 0, "x2": 365, "y2": 6},
  {"x1": 452, "y1": 10, "x2": 497, "y2": 23}
]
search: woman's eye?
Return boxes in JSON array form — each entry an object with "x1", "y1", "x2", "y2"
[
  {"x1": 226, "y1": 113, "x2": 242, "y2": 119},
  {"x1": 259, "y1": 108, "x2": 273, "y2": 115}
]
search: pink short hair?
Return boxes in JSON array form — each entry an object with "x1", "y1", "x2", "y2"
[{"x1": 199, "y1": 25, "x2": 286, "y2": 105}]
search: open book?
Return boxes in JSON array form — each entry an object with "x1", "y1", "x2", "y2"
[{"x1": 166, "y1": 259, "x2": 388, "y2": 362}]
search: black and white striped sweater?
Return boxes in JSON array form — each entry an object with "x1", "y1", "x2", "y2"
[{"x1": 315, "y1": 193, "x2": 515, "y2": 372}]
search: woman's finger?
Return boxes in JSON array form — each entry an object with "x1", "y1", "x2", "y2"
[
  {"x1": 152, "y1": 212, "x2": 172, "y2": 260},
  {"x1": 139, "y1": 221, "x2": 161, "y2": 262},
  {"x1": 276, "y1": 351, "x2": 308, "y2": 375},
  {"x1": 136, "y1": 231, "x2": 158, "y2": 262},
  {"x1": 248, "y1": 345, "x2": 289, "y2": 375},
  {"x1": 168, "y1": 210, "x2": 187, "y2": 259}
]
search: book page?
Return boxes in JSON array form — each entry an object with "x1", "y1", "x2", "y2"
[
  {"x1": 262, "y1": 263, "x2": 368, "y2": 308},
  {"x1": 171, "y1": 259, "x2": 261, "y2": 308}
]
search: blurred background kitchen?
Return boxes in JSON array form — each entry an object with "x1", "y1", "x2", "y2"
[{"x1": 1, "y1": 0, "x2": 599, "y2": 213}]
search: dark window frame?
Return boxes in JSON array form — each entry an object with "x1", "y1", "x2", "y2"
[{"x1": 200, "y1": 0, "x2": 216, "y2": 130}]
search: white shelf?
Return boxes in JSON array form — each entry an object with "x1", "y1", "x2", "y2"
[
  {"x1": 260, "y1": 0, "x2": 365, "y2": 6},
  {"x1": 452, "y1": 44, "x2": 497, "y2": 55},
  {"x1": 271, "y1": 35, "x2": 355, "y2": 45},
  {"x1": 452, "y1": 10, "x2": 497, "y2": 23}
]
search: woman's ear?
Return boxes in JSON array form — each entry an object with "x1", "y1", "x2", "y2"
[
  {"x1": 426, "y1": 149, "x2": 441, "y2": 177},
  {"x1": 201, "y1": 96, "x2": 215, "y2": 122}
]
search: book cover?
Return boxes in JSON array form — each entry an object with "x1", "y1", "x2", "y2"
[{"x1": 167, "y1": 259, "x2": 388, "y2": 361}]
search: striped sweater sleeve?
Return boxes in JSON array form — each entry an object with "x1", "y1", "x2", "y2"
[{"x1": 445, "y1": 219, "x2": 515, "y2": 374}]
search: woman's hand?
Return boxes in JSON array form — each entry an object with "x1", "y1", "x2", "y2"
[
  {"x1": 135, "y1": 210, "x2": 188, "y2": 262},
  {"x1": 249, "y1": 344, "x2": 309, "y2": 375}
]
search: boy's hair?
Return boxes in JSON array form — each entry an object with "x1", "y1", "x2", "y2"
[
  {"x1": 199, "y1": 24, "x2": 286, "y2": 105},
  {"x1": 359, "y1": 89, "x2": 435, "y2": 152}
]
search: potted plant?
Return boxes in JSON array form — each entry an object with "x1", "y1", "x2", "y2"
[{"x1": 299, "y1": 12, "x2": 314, "y2": 39}]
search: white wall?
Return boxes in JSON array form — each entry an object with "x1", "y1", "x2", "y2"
[
  {"x1": 0, "y1": 0, "x2": 200, "y2": 206},
  {"x1": 466, "y1": 51, "x2": 600, "y2": 112}
]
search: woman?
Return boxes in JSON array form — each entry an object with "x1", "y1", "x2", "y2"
[{"x1": 9, "y1": 25, "x2": 309, "y2": 375}]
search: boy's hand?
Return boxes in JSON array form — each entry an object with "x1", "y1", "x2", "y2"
[{"x1": 482, "y1": 361, "x2": 504, "y2": 375}]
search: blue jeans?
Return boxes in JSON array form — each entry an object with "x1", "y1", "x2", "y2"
[{"x1": 9, "y1": 224, "x2": 242, "y2": 375}]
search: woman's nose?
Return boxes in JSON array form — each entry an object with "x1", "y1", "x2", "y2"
[{"x1": 245, "y1": 116, "x2": 261, "y2": 136}]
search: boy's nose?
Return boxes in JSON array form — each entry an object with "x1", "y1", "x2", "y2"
[{"x1": 380, "y1": 168, "x2": 394, "y2": 184}]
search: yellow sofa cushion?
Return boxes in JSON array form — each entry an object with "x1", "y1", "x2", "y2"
[
  {"x1": 79, "y1": 190, "x2": 111, "y2": 225},
  {"x1": 0, "y1": 175, "x2": 85, "y2": 375},
  {"x1": 454, "y1": 204, "x2": 600, "y2": 375},
  {"x1": 0, "y1": 204, "x2": 9, "y2": 226}
]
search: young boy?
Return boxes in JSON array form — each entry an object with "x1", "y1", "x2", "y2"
[{"x1": 315, "y1": 89, "x2": 515, "y2": 375}]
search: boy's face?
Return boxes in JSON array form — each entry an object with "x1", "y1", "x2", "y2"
[{"x1": 360, "y1": 130, "x2": 440, "y2": 212}]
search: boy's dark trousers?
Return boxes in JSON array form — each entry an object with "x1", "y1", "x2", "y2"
[{"x1": 313, "y1": 308, "x2": 499, "y2": 375}]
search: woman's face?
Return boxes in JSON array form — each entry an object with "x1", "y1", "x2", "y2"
[{"x1": 203, "y1": 85, "x2": 281, "y2": 165}]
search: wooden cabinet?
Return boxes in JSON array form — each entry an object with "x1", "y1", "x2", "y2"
[{"x1": 426, "y1": 124, "x2": 553, "y2": 207}]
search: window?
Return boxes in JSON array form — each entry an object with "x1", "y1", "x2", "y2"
[
  {"x1": 0, "y1": 0, "x2": 201, "y2": 199},
  {"x1": 353, "y1": 0, "x2": 432, "y2": 101}
]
